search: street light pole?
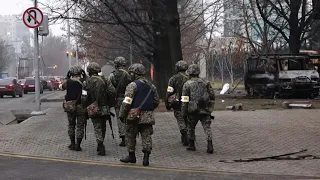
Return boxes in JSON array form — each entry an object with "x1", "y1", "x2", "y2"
[
  {"x1": 31, "y1": 0, "x2": 45, "y2": 116},
  {"x1": 67, "y1": 0, "x2": 72, "y2": 69}
]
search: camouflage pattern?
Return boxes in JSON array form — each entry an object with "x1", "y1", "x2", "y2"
[
  {"x1": 87, "y1": 62, "x2": 102, "y2": 74},
  {"x1": 83, "y1": 75, "x2": 116, "y2": 143},
  {"x1": 67, "y1": 113, "x2": 86, "y2": 139},
  {"x1": 181, "y1": 70, "x2": 215, "y2": 143},
  {"x1": 173, "y1": 111, "x2": 187, "y2": 131},
  {"x1": 91, "y1": 117, "x2": 107, "y2": 143},
  {"x1": 126, "y1": 124, "x2": 153, "y2": 152},
  {"x1": 128, "y1": 63, "x2": 146, "y2": 75},
  {"x1": 186, "y1": 64, "x2": 201, "y2": 76},
  {"x1": 187, "y1": 114, "x2": 212, "y2": 141},
  {"x1": 69, "y1": 65, "x2": 83, "y2": 75},
  {"x1": 165, "y1": 70, "x2": 189, "y2": 132},
  {"x1": 109, "y1": 67, "x2": 132, "y2": 138},
  {"x1": 119, "y1": 74, "x2": 159, "y2": 153},
  {"x1": 115, "y1": 107, "x2": 126, "y2": 137},
  {"x1": 114, "y1": 56, "x2": 127, "y2": 67},
  {"x1": 119, "y1": 77, "x2": 159, "y2": 125},
  {"x1": 175, "y1": 60, "x2": 188, "y2": 71}
]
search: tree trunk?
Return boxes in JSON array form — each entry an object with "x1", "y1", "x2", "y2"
[
  {"x1": 152, "y1": 0, "x2": 183, "y2": 99},
  {"x1": 288, "y1": 1, "x2": 302, "y2": 53}
]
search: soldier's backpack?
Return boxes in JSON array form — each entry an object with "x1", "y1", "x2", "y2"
[{"x1": 187, "y1": 78, "x2": 210, "y2": 114}]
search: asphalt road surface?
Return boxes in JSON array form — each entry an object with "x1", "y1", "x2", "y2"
[
  {"x1": 0, "y1": 155, "x2": 318, "y2": 180},
  {"x1": 0, "y1": 90, "x2": 61, "y2": 111}
]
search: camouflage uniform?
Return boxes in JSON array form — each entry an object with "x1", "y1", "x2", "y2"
[
  {"x1": 83, "y1": 62, "x2": 116, "y2": 156},
  {"x1": 181, "y1": 64, "x2": 215, "y2": 154},
  {"x1": 165, "y1": 60, "x2": 189, "y2": 146},
  {"x1": 119, "y1": 63, "x2": 159, "y2": 166},
  {"x1": 108, "y1": 57, "x2": 132, "y2": 146},
  {"x1": 62, "y1": 65, "x2": 87, "y2": 151}
]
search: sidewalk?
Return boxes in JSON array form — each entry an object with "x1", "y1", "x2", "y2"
[
  {"x1": 0, "y1": 108, "x2": 319, "y2": 177},
  {"x1": 40, "y1": 91, "x2": 64, "y2": 102}
]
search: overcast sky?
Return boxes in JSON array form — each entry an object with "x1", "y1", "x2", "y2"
[{"x1": 0, "y1": 0, "x2": 63, "y2": 36}]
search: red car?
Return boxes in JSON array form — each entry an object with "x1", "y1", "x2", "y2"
[
  {"x1": 0, "y1": 79, "x2": 24, "y2": 98},
  {"x1": 19, "y1": 79, "x2": 43, "y2": 94}
]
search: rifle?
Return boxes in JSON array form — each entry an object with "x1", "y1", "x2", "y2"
[{"x1": 108, "y1": 112, "x2": 115, "y2": 139}]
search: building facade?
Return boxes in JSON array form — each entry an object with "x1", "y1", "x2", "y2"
[{"x1": 0, "y1": 15, "x2": 31, "y2": 78}]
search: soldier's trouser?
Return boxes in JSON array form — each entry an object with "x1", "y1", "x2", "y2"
[
  {"x1": 67, "y1": 113, "x2": 86, "y2": 139},
  {"x1": 126, "y1": 124, "x2": 153, "y2": 153},
  {"x1": 115, "y1": 107, "x2": 126, "y2": 137},
  {"x1": 174, "y1": 110, "x2": 187, "y2": 132},
  {"x1": 91, "y1": 117, "x2": 107, "y2": 143},
  {"x1": 187, "y1": 114, "x2": 212, "y2": 141}
]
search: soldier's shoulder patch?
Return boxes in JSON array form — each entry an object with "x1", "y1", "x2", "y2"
[
  {"x1": 123, "y1": 97, "x2": 133, "y2": 104},
  {"x1": 181, "y1": 96, "x2": 189, "y2": 102}
]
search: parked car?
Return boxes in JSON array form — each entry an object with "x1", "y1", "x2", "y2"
[
  {"x1": 19, "y1": 79, "x2": 43, "y2": 94},
  {"x1": 41, "y1": 76, "x2": 53, "y2": 91},
  {"x1": 48, "y1": 77, "x2": 58, "y2": 90},
  {"x1": 0, "y1": 79, "x2": 24, "y2": 98}
]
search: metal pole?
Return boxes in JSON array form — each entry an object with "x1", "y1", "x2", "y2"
[
  {"x1": 67, "y1": 0, "x2": 72, "y2": 69},
  {"x1": 34, "y1": 0, "x2": 40, "y2": 111},
  {"x1": 76, "y1": 45, "x2": 79, "y2": 65},
  {"x1": 31, "y1": 0, "x2": 45, "y2": 115}
]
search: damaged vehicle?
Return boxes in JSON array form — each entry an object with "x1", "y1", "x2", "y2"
[{"x1": 244, "y1": 54, "x2": 320, "y2": 98}]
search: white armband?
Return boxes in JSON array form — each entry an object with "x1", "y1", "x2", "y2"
[
  {"x1": 123, "y1": 97, "x2": 133, "y2": 104},
  {"x1": 82, "y1": 90, "x2": 87, "y2": 95},
  {"x1": 181, "y1": 96, "x2": 189, "y2": 102},
  {"x1": 167, "y1": 86, "x2": 174, "y2": 93}
]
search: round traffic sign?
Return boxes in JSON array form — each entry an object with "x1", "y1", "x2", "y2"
[{"x1": 23, "y1": 7, "x2": 44, "y2": 28}]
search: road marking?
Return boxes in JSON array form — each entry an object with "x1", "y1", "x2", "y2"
[{"x1": 0, "y1": 153, "x2": 319, "y2": 179}]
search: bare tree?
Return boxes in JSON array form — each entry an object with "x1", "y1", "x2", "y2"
[
  {"x1": 256, "y1": 0, "x2": 320, "y2": 53},
  {"x1": 0, "y1": 40, "x2": 11, "y2": 73}
]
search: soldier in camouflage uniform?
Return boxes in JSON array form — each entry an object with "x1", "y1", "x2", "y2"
[
  {"x1": 165, "y1": 60, "x2": 189, "y2": 146},
  {"x1": 108, "y1": 57, "x2": 132, "y2": 147},
  {"x1": 83, "y1": 62, "x2": 116, "y2": 156},
  {"x1": 181, "y1": 64, "x2": 215, "y2": 154},
  {"x1": 119, "y1": 63, "x2": 159, "y2": 166},
  {"x1": 62, "y1": 66, "x2": 87, "y2": 151}
]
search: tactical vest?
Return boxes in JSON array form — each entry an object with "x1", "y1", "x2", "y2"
[
  {"x1": 113, "y1": 69, "x2": 130, "y2": 98},
  {"x1": 131, "y1": 80, "x2": 154, "y2": 111}
]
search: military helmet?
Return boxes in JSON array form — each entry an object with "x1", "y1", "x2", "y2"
[
  {"x1": 128, "y1": 63, "x2": 146, "y2": 75},
  {"x1": 69, "y1": 65, "x2": 82, "y2": 75},
  {"x1": 87, "y1": 62, "x2": 101, "y2": 73},
  {"x1": 175, "y1": 60, "x2": 188, "y2": 71},
  {"x1": 114, "y1": 56, "x2": 127, "y2": 67},
  {"x1": 186, "y1": 64, "x2": 200, "y2": 76}
]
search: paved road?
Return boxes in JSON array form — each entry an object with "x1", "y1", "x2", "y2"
[
  {"x1": 0, "y1": 90, "x2": 61, "y2": 111},
  {"x1": 0, "y1": 155, "x2": 317, "y2": 180}
]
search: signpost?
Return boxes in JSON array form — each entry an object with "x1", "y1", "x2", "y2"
[{"x1": 22, "y1": 2, "x2": 45, "y2": 116}]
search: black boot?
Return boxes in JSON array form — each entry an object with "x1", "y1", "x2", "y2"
[
  {"x1": 186, "y1": 140, "x2": 196, "y2": 151},
  {"x1": 143, "y1": 151, "x2": 150, "y2": 166},
  {"x1": 97, "y1": 142, "x2": 106, "y2": 156},
  {"x1": 75, "y1": 138, "x2": 82, "y2": 151},
  {"x1": 68, "y1": 136, "x2": 75, "y2": 150},
  {"x1": 181, "y1": 130, "x2": 189, "y2": 146},
  {"x1": 207, "y1": 140, "x2": 214, "y2": 154},
  {"x1": 119, "y1": 136, "x2": 126, "y2": 147},
  {"x1": 120, "y1": 152, "x2": 136, "y2": 163}
]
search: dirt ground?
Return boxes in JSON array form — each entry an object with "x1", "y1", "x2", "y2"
[{"x1": 155, "y1": 94, "x2": 320, "y2": 112}]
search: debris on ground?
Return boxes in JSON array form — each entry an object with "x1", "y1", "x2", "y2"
[
  {"x1": 282, "y1": 101, "x2": 313, "y2": 109},
  {"x1": 226, "y1": 103, "x2": 243, "y2": 111},
  {"x1": 220, "y1": 149, "x2": 310, "y2": 163}
]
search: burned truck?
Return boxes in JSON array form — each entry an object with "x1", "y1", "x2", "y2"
[{"x1": 244, "y1": 54, "x2": 320, "y2": 98}]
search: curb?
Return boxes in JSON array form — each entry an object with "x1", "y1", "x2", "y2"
[{"x1": 40, "y1": 99, "x2": 64, "y2": 102}]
